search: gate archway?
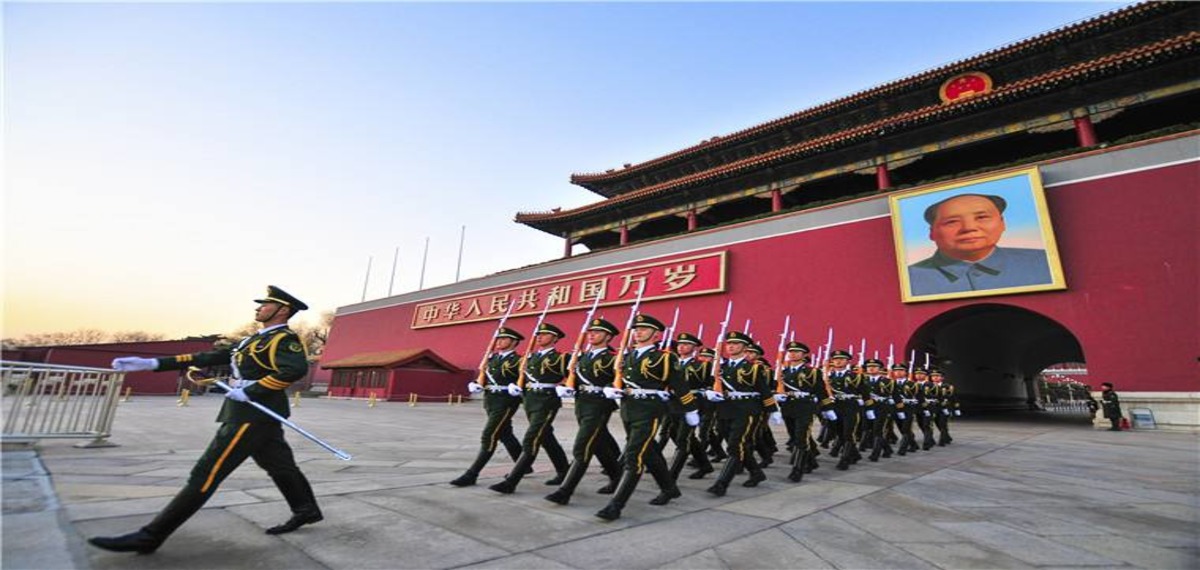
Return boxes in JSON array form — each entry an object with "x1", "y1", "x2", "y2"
[{"x1": 906, "y1": 304, "x2": 1084, "y2": 412}]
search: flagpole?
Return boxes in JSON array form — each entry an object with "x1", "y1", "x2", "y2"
[
  {"x1": 388, "y1": 246, "x2": 399, "y2": 297},
  {"x1": 419, "y1": 237, "x2": 430, "y2": 290},
  {"x1": 455, "y1": 225, "x2": 466, "y2": 283},
  {"x1": 361, "y1": 256, "x2": 372, "y2": 302}
]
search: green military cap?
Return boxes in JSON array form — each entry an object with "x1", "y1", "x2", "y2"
[
  {"x1": 496, "y1": 327, "x2": 525, "y2": 341},
  {"x1": 892, "y1": 362, "x2": 910, "y2": 371},
  {"x1": 699, "y1": 347, "x2": 716, "y2": 358},
  {"x1": 587, "y1": 318, "x2": 619, "y2": 336},
  {"x1": 632, "y1": 313, "x2": 665, "y2": 331},
  {"x1": 829, "y1": 349, "x2": 852, "y2": 359},
  {"x1": 255, "y1": 285, "x2": 308, "y2": 311},
  {"x1": 675, "y1": 332, "x2": 701, "y2": 346},
  {"x1": 747, "y1": 343, "x2": 764, "y2": 355},
  {"x1": 535, "y1": 323, "x2": 565, "y2": 338},
  {"x1": 912, "y1": 366, "x2": 929, "y2": 374},
  {"x1": 864, "y1": 358, "x2": 885, "y2": 367},
  {"x1": 725, "y1": 331, "x2": 752, "y2": 344},
  {"x1": 786, "y1": 341, "x2": 810, "y2": 352},
  {"x1": 928, "y1": 368, "x2": 944, "y2": 377}
]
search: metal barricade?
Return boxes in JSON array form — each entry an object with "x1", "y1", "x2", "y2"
[{"x1": 2, "y1": 361, "x2": 125, "y2": 447}]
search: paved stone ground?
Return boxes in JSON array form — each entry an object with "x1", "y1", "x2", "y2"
[{"x1": 3, "y1": 396, "x2": 1197, "y2": 570}]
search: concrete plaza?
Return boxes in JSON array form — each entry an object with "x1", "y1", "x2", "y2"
[{"x1": 3, "y1": 396, "x2": 1197, "y2": 570}]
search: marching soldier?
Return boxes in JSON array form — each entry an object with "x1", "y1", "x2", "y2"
[
  {"x1": 694, "y1": 346, "x2": 728, "y2": 467},
  {"x1": 930, "y1": 368, "x2": 957, "y2": 446},
  {"x1": 774, "y1": 341, "x2": 829, "y2": 481},
  {"x1": 918, "y1": 367, "x2": 941, "y2": 450},
  {"x1": 665, "y1": 332, "x2": 714, "y2": 481},
  {"x1": 489, "y1": 323, "x2": 571, "y2": 494},
  {"x1": 544, "y1": 318, "x2": 623, "y2": 505},
  {"x1": 89, "y1": 286, "x2": 322, "y2": 554},
  {"x1": 595, "y1": 314, "x2": 699, "y2": 521},
  {"x1": 746, "y1": 343, "x2": 779, "y2": 467},
  {"x1": 451, "y1": 327, "x2": 526, "y2": 487},
  {"x1": 892, "y1": 364, "x2": 921, "y2": 455},
  {"x1": 1100, "y1": 382, "x2": 1124, "y2": 431},
  {"x1": 825, "y1": 350, "x2": 865, "y2": 470},
  {"x1": 865, "y1": 359, "x2": 896, "y2": 462},
  {"x1": 704, "y1": 332, "x2": 781, "y2": 496}
]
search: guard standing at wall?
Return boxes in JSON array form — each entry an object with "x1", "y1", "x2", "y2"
[
  {"x1": 1100, "y1": 382, "x2": 1123, "y2": 431},
  {"x1": 704, "y1": 331, "x2": 781, "y2": 496},
  {"x1": 544, "y1": 318, "x2": 623, "y2": 505},
  {"x1": 825, "y1": 350, "x2": 865, "y2": 470},
  {"x1": 595, "y1": 314, "x2": 699, "y2": 521},
  {"x1": 489, "y1": 323, "x2": 571, "y2": 494},
  {"x1": 89, "y1": 286, "x2": 322, "y2": 554},
  {"x1": 775, "y1": 342, "x2": 829, "y2": 481},
  {"x1": 451, "y1": 327, "x2": 527, "y2": 487}
]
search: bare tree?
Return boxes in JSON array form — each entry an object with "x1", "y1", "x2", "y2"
[{"x1": 109, "y1": 331, "x2": 167, "y2": 343}]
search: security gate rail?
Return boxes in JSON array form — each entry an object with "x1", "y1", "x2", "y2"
[{"x1": 2, "y1": 360, "x2": 125, "y2": 447}]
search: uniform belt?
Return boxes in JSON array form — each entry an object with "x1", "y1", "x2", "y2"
[
  {"x1": 835, "y1": 394, "x2": 858, "y2": 400},
  {"x1": 787, "y1": 390, "x2": 812, "y2": 398},
  {"x1": 579, "y1": 385, "x2": 605, "y2": 394},
  {"x1": 526, "y1": 382, "x2": 558, "y2": 390},
  {"x1": 485, "y1": 385, "x2": 509, "y2": 393},
  {"x1": 903, "y1": 398, "x2": 919, "y2": 404},
  {"x1": 627, "y1": 388, "x2": 669, "y2": 400},
  {"x1": 727, "y1": 391, "x2": 758, "y2": 400}
]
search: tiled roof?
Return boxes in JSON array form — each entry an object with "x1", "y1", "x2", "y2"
[
  {"x1": 568, "y1": 1, "x2": 1171, "y2": 188},
  {"x1": 517, "y1": 29, "x2": 1198, "y2": 226},
  {"x1": 320, "y1": 349, "x2": 462, "y2": 371}
]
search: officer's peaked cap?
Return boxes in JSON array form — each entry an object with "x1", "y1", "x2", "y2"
[
  {"x1": 632, "y1": 313, "x2": 665, "y2": 331},
  {"x1": 829, "y1": 349, "x2": 852, "y2": 359},
  {"x1": 536, "y1": 323, "x2": 566, "y2": 338},
  {"x1": 725, "y1": 331, "x2": 752, "y2": 344},
  {"x1": 587, "y1": 318, "x2": 619, "y2": 336},
  {"x1": 675, "y1": 332, "x2": 701, "y2": 346},
  {"x1": 255, "y1": 285, "x2": 308, "y2": 311},
  {"x1": 495, "y1": 327, "x2": 525, "y2": 341},
  {"x1": 786, "y1": 341, "x2": 810, "y2": 352}
]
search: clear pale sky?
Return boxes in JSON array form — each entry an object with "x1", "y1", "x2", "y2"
[{"x1": 3, "y1": 1, "x2": 1122, "y2": 339}]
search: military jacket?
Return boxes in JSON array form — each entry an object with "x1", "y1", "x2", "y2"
[
  {"x1": 482, "y1": 351, "x2": 523, "y2": 411},
  {"x1": 157, "y1": 326, "x2": 307, "y2": 423},
  {"x1": 715, "y1": 358, "x2": 775, "y2": 418},
  {"x1": 918, "y1": 381, "x2": 941, "y2": 408},
  {"x1": 573, "y1": 347, "x2": 618, "y2": 411},
  {"x1": 777, "y1": 365, "x2": 828, "y2": 417},
  {"x1": 1101, "y1": 388, "x2": 1121, "y2": 419},
  {"x1": 939, "y1": 384, "x2": 960, "y2": 411},
  {"x1": 522, "y1": 348, "x2": 568, "y2": 414},
  {"x1": 895, "y1": 380, "x2": 920, "y2": 410},
  {"x1": 826, "y1": 369, "x2": 868, "y2": 406},
  {"x1": 618, "y1": 345, "x2": 697, "y2": 422},
  {"x1": 666, "y1": 356, "x2": 707, "y2": 414},
  {"x1": 872, "y1": 377, "x2": 896, "y2": 411}
]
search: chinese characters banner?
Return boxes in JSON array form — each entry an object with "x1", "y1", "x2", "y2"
[{"x1": 411, "y1": 251, "x2": 727, "y2": 329}]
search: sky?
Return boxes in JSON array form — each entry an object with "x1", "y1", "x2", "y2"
[{"x1": 3, "y1": 1, "x2": 1124, "y2": 340}]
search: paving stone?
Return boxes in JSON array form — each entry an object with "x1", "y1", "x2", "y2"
[
  {"x1": 1045, "y1": 534, "x2": 1199, "y2": 569},
  {"x1": 828, "y1": 499, "x2": 959, "y2": 542},
  {"x1": 716, "y1": 480, "x2": 881, "y2": 521},
  {"x1": 657, "y1": 549, "x2": 729, "y2": 570},
  {"x1": 929, "y1": 521, "x2": 1119, "y2": 566},
  {"x1": 457, "y1": 553, "x2": 577, "y2": 569},
  {"x1": 893, "y1": 541, "x2": 1037, "y2": 569},
  {"x1": 711, "y1": 527, "x2": 833, "y2": 569},
  {"x1": 781, "y1": 511, "x2": 938, "y2": 569}
]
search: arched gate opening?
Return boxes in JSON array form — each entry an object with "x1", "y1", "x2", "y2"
[{"x1": 907, "y1": 304, "x2": 1084, "y2": 412}]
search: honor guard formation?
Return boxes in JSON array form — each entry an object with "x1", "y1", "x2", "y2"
[{"x1": 451, "y1": 299, "x2": 963, "y2": 521}]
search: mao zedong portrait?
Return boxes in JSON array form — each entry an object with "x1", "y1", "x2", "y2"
[{"x1": 907, "y1": 193, "x2": 1051, "y2": 296}]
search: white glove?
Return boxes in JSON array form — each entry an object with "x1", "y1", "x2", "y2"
[
  {"x1": 111, "y1": 356, "x2": 158, "y2": 372},
  {"x1": 769, "y1": 411, "x2": 784, "y2": 425},
  {"x1": 704, "y1": 390, "x2": 725, "y2": 402},
  {"x1": 506, "y1": 384, "x2": 523, "y2": 397},
  {"x1": 658, "y1": 392, "x2": 671, "y2": 401},
  {"x1": 224, "y1": 387, "x2": 249, "y2": 402},
  {"x1": 942, "y1": 408, "x2": 950, "y2": 415},
  {"x1": 467, "y1": 381, "x2": 483, "y2": 394},
  {"x1": 954, "y1": 409, "x2": 962, "y2": 417},
  {"x1": 857, "y1": 399, "x2": 864, "y2": 406},
  {"x1": 823, "y1": 410, "x2": 838, "y2": 421},
  {"x1": 555, "y1": 385, "x2": 575, "y2": 398},
  {"x1": 684, "y1": 410, "x2": 701, "y2": 427},
  {"x1": 773, "y1": 393, "x2": 788, "y2": 403},
  {"x1": 602, "y1": 386, "x2": 624, "y2": 400},
  {"x1": 923, "y1": 410, "x2": 931, "y2": 417},
  {"x1": 865, "y1": 409, "x2": 876, "y2": 421},
  {"x1": 896, "y1": 412, "x2": 906, "y2": 420}
]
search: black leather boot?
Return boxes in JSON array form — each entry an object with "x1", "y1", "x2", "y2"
[
  {"x1": 490, "y1": 451, "x2": 535, "y2": 494},
  {"x1": 266, "y1": 506, "x2": 323, "y2": 535},
  {"x1": 706, "y1": 456, "x2": 740, "y2": 497},
  {"x1": 869, "y1": 436, "x2": 884, "y2": 462},
  {"x1": 742, "y1": 459, "x2": 766, "y2": 487},
  {"x1": 88, "y1": 529, "x2": 165, "y2": 554},
  {"x1": 787, "y1": 448, "x2": 806, "y2": 483},
  {"x1": 89, "y1": 485, "x2": 208, "y2": 553},
  {"x1": 646, "y1": 454, "x2": 681, "y2": 506},
  {"x1": 595, "y1": 469, "x2": 641, "y2": 521},
  {"x1": 450, "y1": 449, "x2": 494, "y2": 487},
  {"x1": 267, "y1": 469, "x2": 322, "y2": 535},
  {"x1": 542, "y1": 437, "x2": 571, "y2": 483},
  {"x1": 544, "y1": 460, "x2": 588, "y2": 505}
]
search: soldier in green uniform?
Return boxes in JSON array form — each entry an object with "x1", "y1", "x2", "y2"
[
  {"x1": 703, "y1": 331, "x2": 781, "y2": 496},
  {"x1": 1100, "y1": 382, "x2": 1123, "y2": 431},
  {"x1": 664, "y1": 332, "x2": 714, "y2": 481},
  {"x1": 544, "y1": 318, "x2": 623, "y2": 505},
  {"x1": 825, "y1": 349, "x2": 865, "y2": 470},
  {"x1": 693, "y1": 346, "x2": 728, "y2": 468},
  {"x1": 89, "y1": 286, "x2": 322, "y2": 554},
  {"x1": 450, "y1": 326, "x2": 527, "y2": 487},
  {"x1": 595, "y1": 314, "x2": 699, "y2": 521},
  {"x1": 891, "y1": 363, "x2": 921, "y2": 456},
  {"x1": 774, "y1": 341, "x2": 830, "y2": 482},
  {"x1": 745, "y1": 342, "x2": 779, "y2": 468},
  {"x1": 918, "y1": 367, "x2": 941, "y2": 450},
  {"x1": 489, "y1": 323, "x2": 571, "y2": 493},
  {"x1": 930, "y1": 369, "x2": 958, "y2": 446},
  {"x1": 866, "y1": 359, "x2": 896, "y2": 462}
]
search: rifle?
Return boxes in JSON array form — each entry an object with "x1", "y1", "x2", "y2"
[
  {"x1": 696, "y1": 323, "x2": 705, "y2": 344},
  {"x1": 475, "y1": 300, "x2": 517, "y2": 385},
  {"x1": 743, "y1": 319, "x2": 753, "y2": 339},
  {"x1": 820, "y1": 326, "x2": 836, "y2": 401},
  {"x1": 563, "y1": 293, "x2": 604, "y2": 389},
  {"x1": 710, "y1": 301, "x2": 734, "y2": 393},
  {"x1": 887, "y1": 343, "x2": 895, "y2": 369},
  {"x1": 908, "y1": 349, "x2": 916, "y2": 376},
  {"x1": 858, "y1": 338, "x2": 867, "y2": 367},
  {"x1": 516, "y1": 296, "x2": 554, "y2": 389},
  {"x1": 773, "y1": 315, "x2": 791, "y2": 394},
  {"x1": 610, "y1": 283, "x2": 647, "y2": 390},
  {"x1": 661, "y1": 306, "x2": 681, "y2": 352}
]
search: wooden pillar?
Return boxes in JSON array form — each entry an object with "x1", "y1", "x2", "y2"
[
  {"x1": 619, "y1": 225, "x2": 629, "y2": 246},
  {"x1": 771, "y1": 189, "x2": 782, "y2": 212},
  {"x1": 687, "y1": 210, "x2": 697, "y2": 231},
  {"x1": 876, "y1": 163, "x2": 892, "y2": 191},
  {"x1": 563, "y1": 236, "x2": 573, "y2": 258},
  {"x1": 1073, "y1": 114, "x2": 1098, "y2": 147}
]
